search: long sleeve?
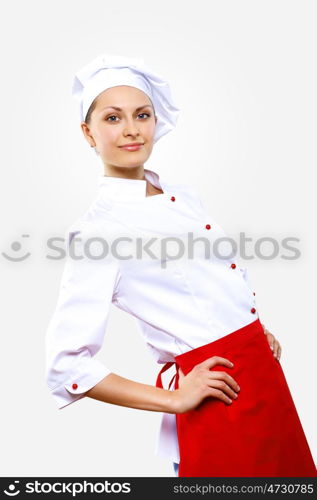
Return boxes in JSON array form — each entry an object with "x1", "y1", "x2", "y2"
[{"x1": 45, "y1": 221, "x2": 121, "y2": 409}]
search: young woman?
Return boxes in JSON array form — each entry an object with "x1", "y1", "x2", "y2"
[{"x1": 45, "y1": 54, "x2": 316, "y2": 477}]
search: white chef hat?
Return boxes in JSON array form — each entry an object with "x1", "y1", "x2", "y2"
[{"x1": 71, "y1": 53, "x2": 180, "y2": 143}]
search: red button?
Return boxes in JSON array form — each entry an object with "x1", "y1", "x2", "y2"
[
  {"x1": 170, "y1": 196, "x2": 176, "y2": 202},
  {"x1": 230, "y1": 263, "x2": 236, "y2": 269},
  {"x1": 72, "y1": 383, "x2": 78, "y2": 390},
  {"x1": 253, "y1": 292, "x2": 256, "y2": 296},
  {"x1": 251, "y1": 307, "x2": 256, "y2": 314},
  {"x1": 205, "y1": 224, "x2": 211, "y2": 230}
]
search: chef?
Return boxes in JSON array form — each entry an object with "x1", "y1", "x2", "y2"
[{"x1": 45, "y1": 54, "x2": 316, "y2": 477}]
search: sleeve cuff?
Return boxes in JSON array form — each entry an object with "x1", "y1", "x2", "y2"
[{"x1": 48, "y1": 359, "x2": 112, "y2": 410}]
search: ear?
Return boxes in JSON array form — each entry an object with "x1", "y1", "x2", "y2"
[{"x1": 80, "y1": 121, "x2": 96, "y2": 148}]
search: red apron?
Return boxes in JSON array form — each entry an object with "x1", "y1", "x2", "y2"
[{"x1": 156, "y1": 319, "x2": 316, "y2": 477}]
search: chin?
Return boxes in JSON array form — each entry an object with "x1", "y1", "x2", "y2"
[{"x1": 117, "y1": 153, "x2": 150, "y2": 166}]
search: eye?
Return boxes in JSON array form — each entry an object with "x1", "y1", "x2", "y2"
[
  {"x1": 138, "y1": 113, "x2": 151, "y2": 119},
  {"x1": 105, "y1": 112, "x2": 151, "y2": 122},
  {"x1": 106, "y1": 115, "x2": 119, "y2": 122}
]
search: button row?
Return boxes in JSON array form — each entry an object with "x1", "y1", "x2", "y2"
[
  {"x1": 167, "y1": 189, "x2": 259, "y2": 317},
  {"x1": 230, "y1": 262, "x2": 257, "y2": 314},
  {"x1": 169, "y1": 196, "x2": 214, "y2": 231}
]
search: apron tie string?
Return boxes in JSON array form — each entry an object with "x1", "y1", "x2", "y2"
[{"x1": 156, "y1": 361, "x2": 179, "y2": 390}]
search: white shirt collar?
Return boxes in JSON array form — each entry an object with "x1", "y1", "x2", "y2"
[{"x1": 97, "y1": 168, "x2": 168, "y2": 201}]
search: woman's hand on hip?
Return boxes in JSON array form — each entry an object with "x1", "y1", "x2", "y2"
[
  {"x1": 261, "y1": 323, "x2": 282, "y2": 361},
  {"x1": 172, "y1": 356, "x2": 240, "y2": 414}
]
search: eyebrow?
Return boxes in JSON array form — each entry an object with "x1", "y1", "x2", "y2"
[{"x1": 100, "y1": 104, "x2": 152, "y2": 112}]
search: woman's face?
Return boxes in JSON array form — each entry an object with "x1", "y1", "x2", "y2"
[{"x1": 81, "y1": 85, "x2": 157, "y2": 172}]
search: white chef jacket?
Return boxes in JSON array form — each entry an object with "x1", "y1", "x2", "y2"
[{"x1": 45, "y1": 167, "x2": 258, "y2": 464}]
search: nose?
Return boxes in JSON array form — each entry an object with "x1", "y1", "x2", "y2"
[{"x1": 123, "y1": 116, "x2": 140, "y2": 138}]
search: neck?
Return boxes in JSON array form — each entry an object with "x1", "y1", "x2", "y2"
[{"x1": 103, "y1": 165, "x2": 145, "y2": 180}]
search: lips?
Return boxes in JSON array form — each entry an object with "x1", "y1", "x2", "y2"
[{"x1": 119, "y1": 143, "x2": 144, "y2": 151}]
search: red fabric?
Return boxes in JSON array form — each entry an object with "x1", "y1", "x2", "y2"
[{"x1": 156, "y1": 319, "x2": 316, "y2": 477}]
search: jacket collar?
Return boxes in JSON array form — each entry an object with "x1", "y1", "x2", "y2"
[{"x1": 97, "y1": 168, "x2": 168, "y2": 201}]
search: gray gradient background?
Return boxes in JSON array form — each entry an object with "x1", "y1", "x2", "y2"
[{"x1": 0, "y1": 0, "x2": 316, "y2": 477}]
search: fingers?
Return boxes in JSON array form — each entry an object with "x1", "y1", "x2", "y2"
[
  {"x1": 263, "y1": 327, "x2": 282, "y2": 362},
  {"x1": 206, "y1": 387, "x2": 235, "y2": 405},
  {"x1": 267, "y1": 334, "x2": 282, "y2": 361},
  {"x1": 199, "y1": 357, "x2": 240, "y2": 390},
  {"x1": 209, "y1": 379, "x2": 239, "y2": 401},
  {"x1": 208, "y1": 370, "x2": 240, "y2": 393},
  {"x1": 198, "y1": 358, "x2": 241, "y2": 405},
  {"x1": 273, "y1": 341, "x2": 281, "y2": 361},
  {"x1": 200, "y1": 356, "x2": 234, "y2": 370}
]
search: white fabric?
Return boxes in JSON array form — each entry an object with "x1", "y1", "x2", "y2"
[
  {"x1": 71, "y1": 54, "x2": 180, "y2": 143},
  {"x1": 45, "y1": 168, "x2": 258, "y2": 463}
]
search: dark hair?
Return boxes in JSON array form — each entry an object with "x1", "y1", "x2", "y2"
[{"x1": 84, "y1": 96, "x2": 99, "y2": 125}]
